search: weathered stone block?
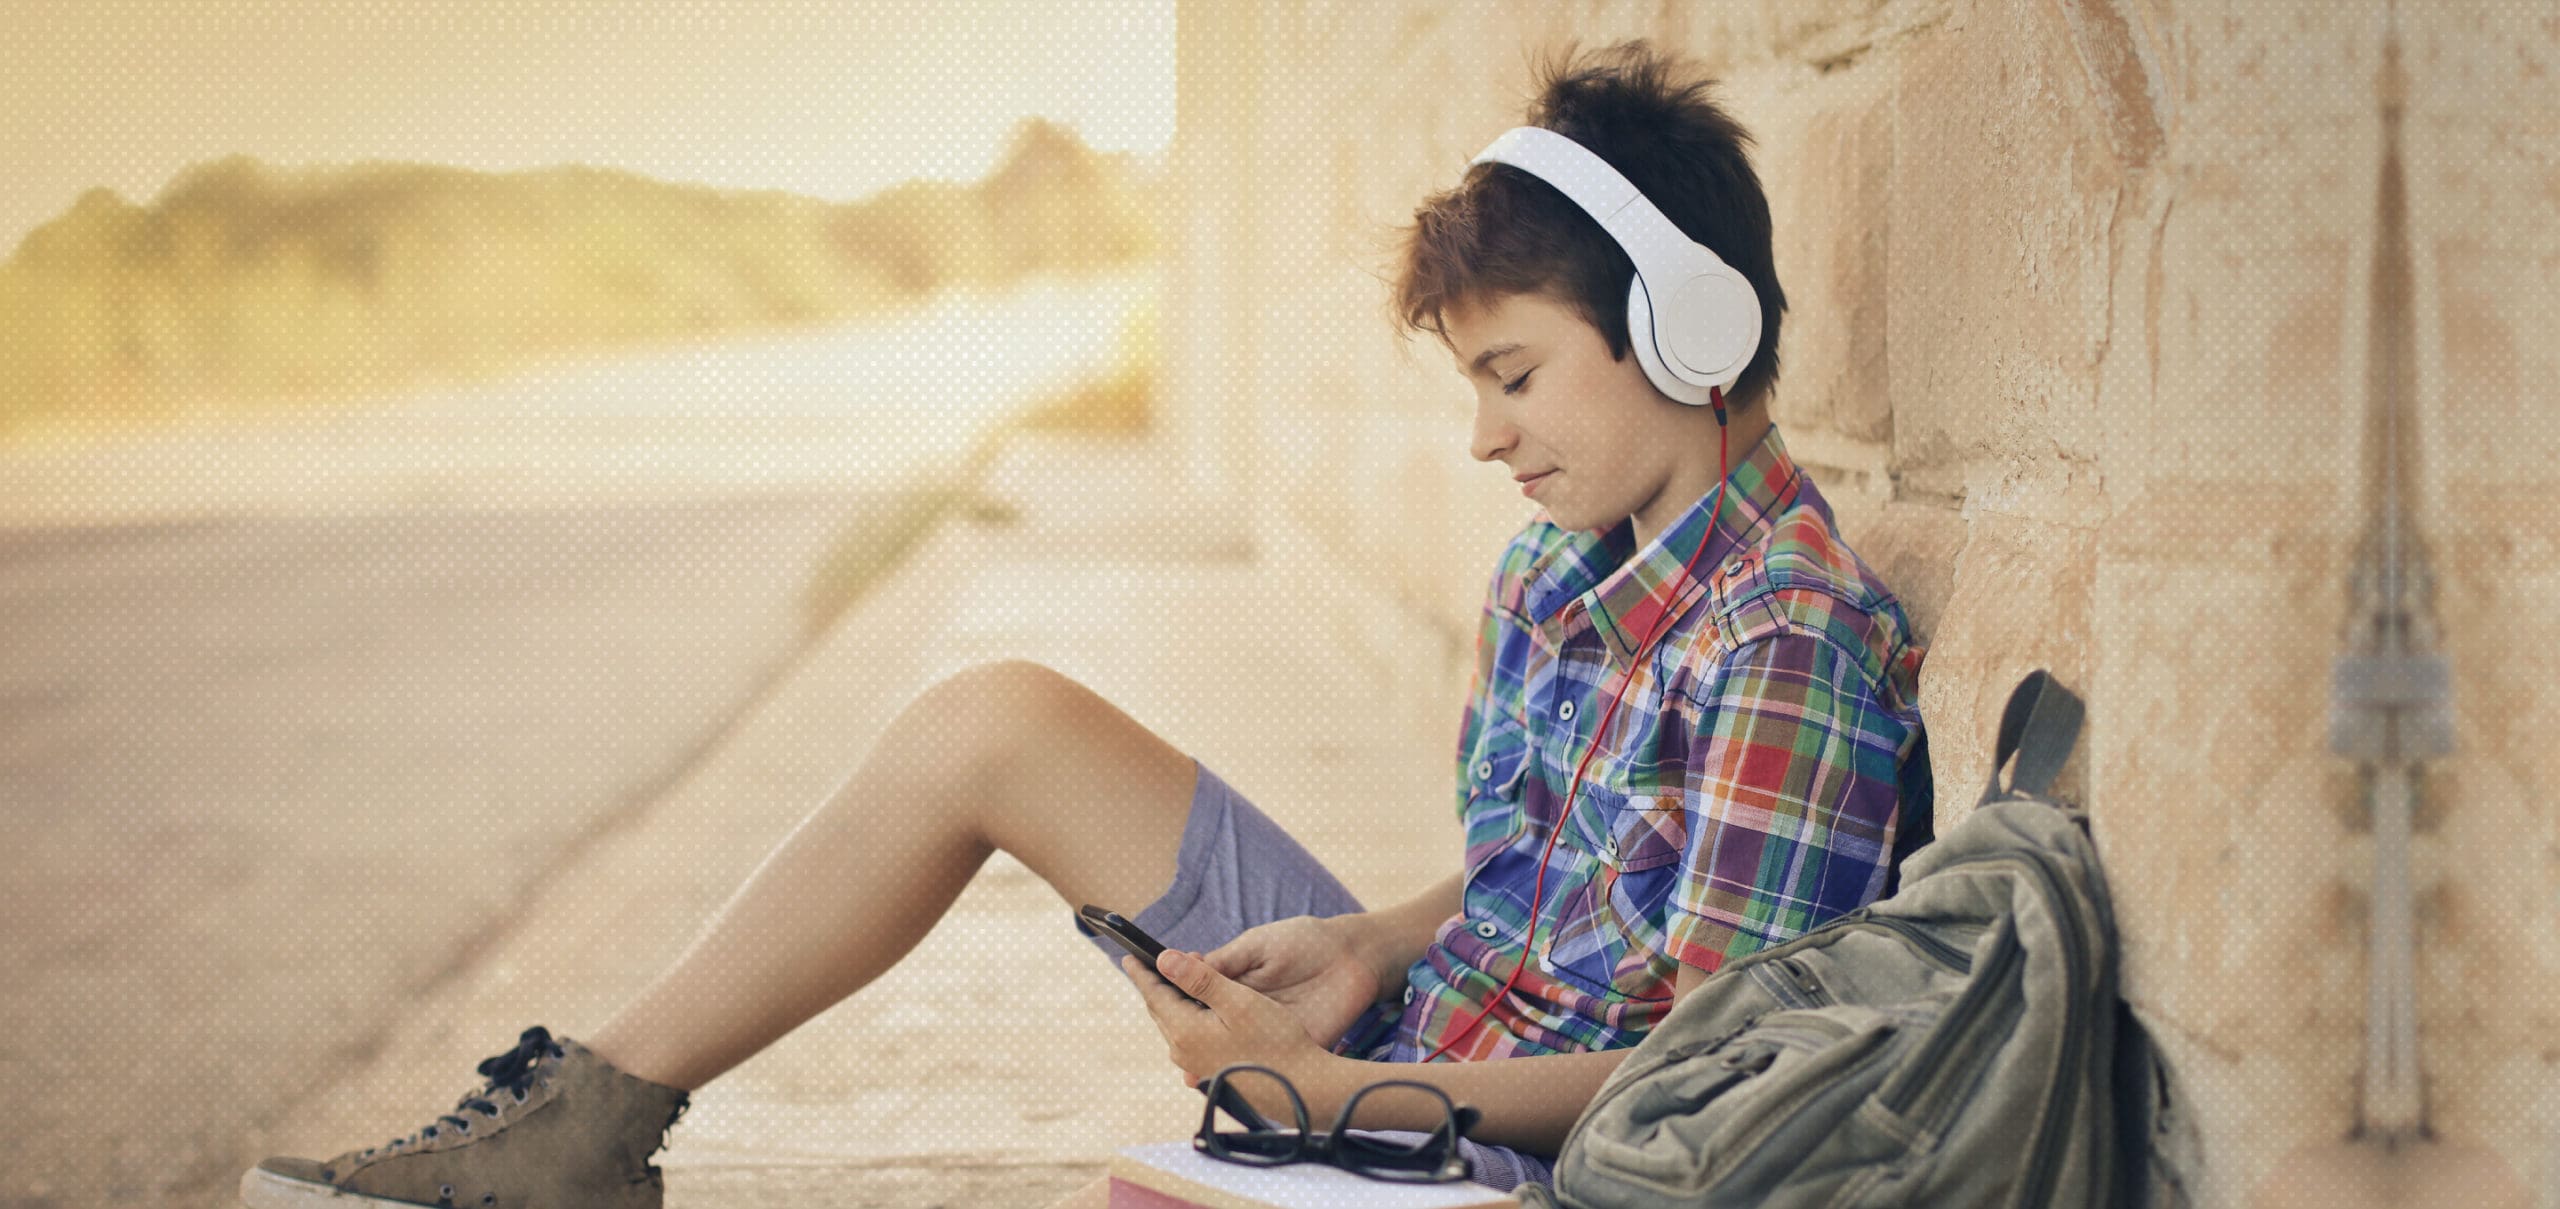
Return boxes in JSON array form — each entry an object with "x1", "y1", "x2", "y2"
[
  {"x1": 1886, "y1": 3, "x2": 2124, "y2": 499},
  {"x1": 1766, "y1": 76, "x2": 1897, "y2": 441}
]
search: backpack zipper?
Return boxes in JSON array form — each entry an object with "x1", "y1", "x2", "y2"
[
  {"x1": 1574, "y1": 1011, "x2": 1811, "y2": 1151},
  {"x1": 2009, "y1": 849, "x2": 2093, "y2": 1209},
  {"x1": 1600, "y1": 1016, "x2": 1768, "y2": 1094},
  {"x1": 1850, "y1": 910, "x2": 1975, "y2": 973},
  {"x1": 1881, "y1": 844, "x2": 2094, "y2": 1209},
  {"x1": 1871, "y1": 913, "x2": 2021, "y2": 1119}
]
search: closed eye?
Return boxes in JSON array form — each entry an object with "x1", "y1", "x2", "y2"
[{"x1": 1502, "y1": 370, "x2": 1534, "y2": 396}]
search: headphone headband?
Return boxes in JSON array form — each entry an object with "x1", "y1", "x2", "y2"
[{"x1": 1469, "y1": 126, "x2": 1761, "y2": 406}]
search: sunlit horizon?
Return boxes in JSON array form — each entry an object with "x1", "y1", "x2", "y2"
[{"x1": 0, "y1": 0, "x2": 1178, "y2": 252}]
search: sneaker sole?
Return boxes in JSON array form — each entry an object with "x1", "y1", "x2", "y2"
[{"x1": 239, "y1": 1164, "x2": 436, "y2": 1208}]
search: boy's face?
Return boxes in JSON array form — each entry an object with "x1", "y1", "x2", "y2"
[{"x1": 1443, "y1": 289, "x2": 1733, "y2": 550}]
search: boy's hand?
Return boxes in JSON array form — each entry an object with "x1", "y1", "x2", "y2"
[
  {"x1": 1124, "y1": 949, "x2": 1337, "y2": 1109},
  {"x1": 1198, "y1": 915, "x2": 1386, "y2": 1052}
]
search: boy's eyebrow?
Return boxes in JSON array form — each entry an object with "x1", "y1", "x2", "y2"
[{"x1": 1463, "y1": 342, "x2": 1527, "y2": 377}]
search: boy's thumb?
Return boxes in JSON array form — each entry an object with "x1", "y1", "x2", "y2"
[{"x1": 1204, "y1": 939, "x2": 1248, "y2": 975}]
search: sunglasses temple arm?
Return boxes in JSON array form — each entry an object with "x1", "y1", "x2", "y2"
[{"x1": 1200, "y1": 1079, "x2": 1279, "y2": 1135}]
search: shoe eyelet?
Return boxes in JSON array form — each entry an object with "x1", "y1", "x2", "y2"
[
  {"x1": 455, "y1": 1120, "x2": 470, "y2": 1133},
  {"x1": 439, "y1": 1184, "x2": 455, "y2": 1201},
  {"x1": 511, "y1": 1088, "x2": 528, "y2": 1104}
]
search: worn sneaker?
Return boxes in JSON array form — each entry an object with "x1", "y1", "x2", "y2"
[{"x1": 240, "y1": 1026, "x2": 690, "y2": 1208}]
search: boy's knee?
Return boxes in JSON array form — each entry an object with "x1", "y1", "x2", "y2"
[
  {"x1": 915, "y1": 659, "x2": 1096, "y2": 768},
  {"x1": 931, "y1": 658, "x2": 1088, "y2": 716}
]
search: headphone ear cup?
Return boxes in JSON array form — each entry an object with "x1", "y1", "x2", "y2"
[
  {"x1": 1626, "y1": 273, "x2": 1718, "y2": 408},
  {"x1": 1663, "y1": 262, "x2": 1761, "y2": 385}
]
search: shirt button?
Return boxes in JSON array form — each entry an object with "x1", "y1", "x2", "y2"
[
  {"x1": 1558, "y1": 700, "x2": 1576, "y2": 722},
  {"x1": 1475, "y1": 760, "x2": 1495, "y2": 782},
  {"x1": 1474, "y1": 919, "x2": 1500, "y2": 940},
  {"x1": 1403, "y1": 986, "x2": 1417, "y2": 1006}
]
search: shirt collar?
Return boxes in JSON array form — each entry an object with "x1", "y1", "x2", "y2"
[{"x1": 1519, "y1": 422, "x2": 1806, "y2": 669}]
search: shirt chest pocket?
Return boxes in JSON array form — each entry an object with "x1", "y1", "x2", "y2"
[
  {"x1": 1544, "y1": 775, "x2": 1689, "y2": 1001},
  {"x1": 1561, "y1": 765, "x2": 1688, "y2": 875},
  {"x1": 1461, "y1": 713, "x2": 1534, "y2": 883}
]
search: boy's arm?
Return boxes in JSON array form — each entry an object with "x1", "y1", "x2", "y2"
[
  {"x1": 1314, "y1": 1048, "x2": 1633, "y2": 1156},
  {"x1": 1296, "y1": 961, "x2": 1712, "y2": 1156},
  {"x1": 1333, "y1": 870, "x2": 1464, "y2": 1004}
]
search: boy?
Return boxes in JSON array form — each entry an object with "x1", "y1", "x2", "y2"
[
  {"x1": 242, "y1": 36, "x2": 1928, "y2": 1207},
  {"x1": 1113, "y1": 36, "x2": 1930, "y2": 1188}
]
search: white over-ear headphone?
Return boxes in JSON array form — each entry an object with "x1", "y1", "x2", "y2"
[{"x1": 1469, "y1": 126, "x2": 1762, "y2": 409}]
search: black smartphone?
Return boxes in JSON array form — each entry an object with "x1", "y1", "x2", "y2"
[
  {"x1": 1080, "y1": 903, "x2": 1208, "y2": 1007},
  {"x1": 1080, "y1": 903, "x2": 1266, "y2": 1127}
]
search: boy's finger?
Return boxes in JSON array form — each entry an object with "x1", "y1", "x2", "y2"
[
  {"x1": 1126, "y1": 952, "x2": 1216, "y2": 1024},
  {"x1": 1121, "y1": 955, "x2": 1167, "y2": 1011},
  {"x1": 1157, "y1": 949, "x2": 1237, "y2": 1016}
]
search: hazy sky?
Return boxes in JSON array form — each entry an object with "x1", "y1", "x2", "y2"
[{"x1": 1, "y1": 0, "x2": 1177, "y2": 251}]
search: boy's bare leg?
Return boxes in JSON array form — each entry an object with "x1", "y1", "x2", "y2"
[{"x1": 582, "y1": 659, "x2": 1202, "y2": 1092}]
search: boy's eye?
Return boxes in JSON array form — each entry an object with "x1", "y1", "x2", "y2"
[{"x1": 1502, "y1": 370, "x2": 1535, "y2": 396}]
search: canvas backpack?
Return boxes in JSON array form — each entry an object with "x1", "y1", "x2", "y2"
[{"x1": 1515, "y1": 670, "x2": 2198, "y2": 1209}]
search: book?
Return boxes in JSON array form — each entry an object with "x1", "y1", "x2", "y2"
[{"x1": 1106, "y1": 1140, "x2": 1519, "y2": 1209}]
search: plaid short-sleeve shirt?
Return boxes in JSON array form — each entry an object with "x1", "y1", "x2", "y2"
[{"x1": 1336, "y1": 423, "x2": 1931, "y2": 1063}]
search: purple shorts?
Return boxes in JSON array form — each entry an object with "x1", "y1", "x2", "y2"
[{"x1": 1073, "y1": 758, "x2": 1558, "y2": 1194}]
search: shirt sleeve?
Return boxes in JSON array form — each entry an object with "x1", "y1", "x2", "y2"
[{"x1": 1661, "y1": 630, "x2": 1914, "y2": 976}]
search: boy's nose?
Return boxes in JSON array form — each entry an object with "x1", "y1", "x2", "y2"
[{"x1": 1469, "y1": 398, "x2": 1517, "y2": 464}]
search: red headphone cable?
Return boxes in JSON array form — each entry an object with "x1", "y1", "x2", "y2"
[{"x1": 1423, "y1": 386, "x2": 1730, "y2": 1063}]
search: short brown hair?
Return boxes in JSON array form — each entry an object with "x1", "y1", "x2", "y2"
[{"x1": 1388, "y1": 37, "x2": 1787, "y2": 412}]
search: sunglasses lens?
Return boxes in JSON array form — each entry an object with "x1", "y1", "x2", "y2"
[
  {"x1": 1202, "y1": 1068, "x2": 1302, "y2": 1165},
  {"x1": 1336, "y1": 1083, "x2": 1464, "y2": 1181}
]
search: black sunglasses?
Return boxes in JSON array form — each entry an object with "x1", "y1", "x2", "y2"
[{"x1": 1191, "y1": 1063, "x2": 1482, "y2": 1184}]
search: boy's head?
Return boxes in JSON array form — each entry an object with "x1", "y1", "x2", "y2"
[{"x1": 1391, "y1": 38, "x2": 1785, "y2": 409}]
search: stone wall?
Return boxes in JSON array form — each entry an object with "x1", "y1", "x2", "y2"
[{"x1": 1165, "y1": 1, "x2": 2557, "y2": 1203}]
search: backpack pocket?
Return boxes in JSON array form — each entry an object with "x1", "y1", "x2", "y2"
[{"x1": 1572, "y1": 1005, "x2": 1903, "y2": 1201}]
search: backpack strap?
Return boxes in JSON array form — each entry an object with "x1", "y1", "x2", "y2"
[
  {"x1": 1881, "y1": 728, "x2": 1936, "y2": 898},
  {"x1": 1981, "y1": 669, "x2": 2086, "y2": 805}
]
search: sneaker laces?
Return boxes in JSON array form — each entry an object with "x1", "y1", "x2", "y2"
[
  {"x1": 367, "y1": 1026, "x2": 565, "y2": 1157},
  {"x1": 654, "y1": 1095, "x2": 692, "y2": 1164}
]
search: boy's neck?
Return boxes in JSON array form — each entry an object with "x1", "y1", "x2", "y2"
[{"x1": 1628, "y1": 408, "x2": 1775, "y2": 552}]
